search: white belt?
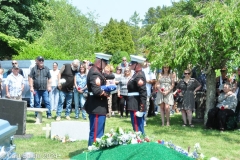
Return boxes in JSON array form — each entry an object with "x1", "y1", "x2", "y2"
[
  {"x1": 127, "y1": 92, "x2": 139, "y2": 96},
  {"x1": 89, "y1": 91, "x2": 115, "y2": 96}
]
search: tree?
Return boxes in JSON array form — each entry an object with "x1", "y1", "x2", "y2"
[
  {"x1": 141, "y1": 0, "x2": 240, "y2": 123},
  {"x1": 118, "y1": 20, "x2": 135, "y2": 54},
  {"x1": 0, "y1": 0, "x2": 49, "y2": 58},
  {"x1": 16, "y1": 0, "x2": 98, "y2": 60},
  {"x1": 127, "y1": 11, "x2": 142, "y2": 53},
  {"x1": 102, "y1": 18, "x2": 123, "y2": 54}
]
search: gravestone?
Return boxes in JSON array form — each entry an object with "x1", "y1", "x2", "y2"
[
  {"x1": 0, "y1": 99, "x2": 27, "y2": 135},
  {"x1": 51, "y1": 121, "x2": 89, "y2": 140}
]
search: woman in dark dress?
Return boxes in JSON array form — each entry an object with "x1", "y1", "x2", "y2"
[{"x1": 174, "y1": 69, "x2": 201, "y2": 127}]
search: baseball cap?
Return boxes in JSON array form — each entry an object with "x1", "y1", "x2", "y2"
[{"x1": 37, "y1": 56, "x2": 44, "y2": 61}]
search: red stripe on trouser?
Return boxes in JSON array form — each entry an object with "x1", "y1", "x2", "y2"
[
  {"x1": 134, "y1": 111, "x2": 138, "y2": 132},
  {"x1": 94, "y1": 114, "x2": 98, "y2": 142}
]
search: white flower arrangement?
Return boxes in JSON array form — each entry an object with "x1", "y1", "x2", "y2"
[{"x1": 89, "y1": 128, "x2": 150, "y2": 151}]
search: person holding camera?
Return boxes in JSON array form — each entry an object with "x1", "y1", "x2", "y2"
[
  {"x1": 155, "y1": 66, "x2": 175, "y2": 126},
  {"x1": 174, "y1": 69, "x2": 201, "y2": 127}
]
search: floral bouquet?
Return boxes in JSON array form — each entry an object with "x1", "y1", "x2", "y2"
[{"x1": 88, "y1": 127, "x2": 150, "y2": 151}]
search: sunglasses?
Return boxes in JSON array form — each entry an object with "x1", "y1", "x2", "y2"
[
  {"x1": 12, "y1": 62, "x2": 17, "y2": 64},
  {"x1": 220, "y1": 70, "x2": 226, "y2": 72},
  {"x1": 184, "y1": 73, "x2": 190, "y2": 75},
  {"x1": 122, "y1": 60, "x2": 126, "y2": 61}
]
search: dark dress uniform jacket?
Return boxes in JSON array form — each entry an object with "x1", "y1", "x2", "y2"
[
  {"x1": 61, "y1": 64, "x2": 77, "y2": 92},
  {"x1": 84, "y1": 66, "x2": 108, "y2": 115},
  {"x1": 127, "y1": 70, "x2": 147, "y2": 112}
]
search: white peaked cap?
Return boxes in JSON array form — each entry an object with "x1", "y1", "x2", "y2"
[
  {"x1": 95, "y1": 53, "x2": 112, "y2": 61},
  {"x1": 130, "y1": 55, "x2": 146, "y2": 63}
]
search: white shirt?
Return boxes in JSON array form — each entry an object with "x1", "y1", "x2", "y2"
[
  {"x1": 142, "y1": 67, "x2": 156, "y2": 97},
  {"x1": 50, "y1": 69, "x2": 59, "y2": 86},
  {"x1": 5, "y1": 73, "x2": 24, "y2": 97}
]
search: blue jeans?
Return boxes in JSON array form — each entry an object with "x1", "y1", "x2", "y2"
[
  {"x1": 34, "y1": 90, "x2": 51, "y2": 116},
  {"x1": 30, "y1": 92, "x2": 34, "y2": 108},
  {"x1": 73, "y1": 90, "x2": 87, "y2": 119},
  {"x1": 49, "y1": 86, "x2": 59, "y2": 110},
  {"x1": 56, "y1": 91, "x2": 73, "y2": 117}
]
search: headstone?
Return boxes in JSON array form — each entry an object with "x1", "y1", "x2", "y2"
[
  {"x1": 0, "y1": 99, "x2": 27, "y2": 135},
  {"x1": 42, "y1": 124, "x2": 51, "y2": 138},
  {"x1": 51, "y1": 121, "x2": 89, "y2": 140}
]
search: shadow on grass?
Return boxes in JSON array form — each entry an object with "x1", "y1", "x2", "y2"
[{"x1": 69, "y1": 148, "x2": 86, "y2": 158}]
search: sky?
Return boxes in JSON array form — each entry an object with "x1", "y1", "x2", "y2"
[{"x1": 69, "y1": 0, "x2": 177, "y2": 25}]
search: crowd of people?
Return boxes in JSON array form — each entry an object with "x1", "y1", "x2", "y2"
[{"x1": 0, "y1": 55, "x2": 240, "y2": 146}]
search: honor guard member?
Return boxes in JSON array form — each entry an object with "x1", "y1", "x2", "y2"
[
  {"x1": 85, "y1": 53, "x2": 112, "y2": 147},
  {"x1": 127, "y1": 55, "x2": 147, "y2": 134}
]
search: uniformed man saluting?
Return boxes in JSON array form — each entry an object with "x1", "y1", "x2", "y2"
[
  {"x1": 84, "y1": 53, "x2": 112, "y2": 147},
  {"x1": 127, "y1": 55, "x2": 147, "y2": 134}
]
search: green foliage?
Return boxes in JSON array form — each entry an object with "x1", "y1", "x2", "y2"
[
  {"x1": 127, "y1": 12, "x2": 143, "y2": 54},
  {"x1": 34, "y1": 0, "x2": 97, "y2": 60},
  {"x1": 0, "y1": 0, "x2": 49, "y2": 58},
  {"x1": 0, "y1": 0, "x2": 50, "y2": 42},
  {"x1": 102, "y1": 18, "x2": 123, "y2": 54},
  {"x1": 13, "y1": 43, "x2": 72, "y2": 60},
  {"x1": 0, "y1": 32, "x2": 27, "y2": 59},
  {"x1": 118, "y1": 20, "x2": 135, "y2": 54}
]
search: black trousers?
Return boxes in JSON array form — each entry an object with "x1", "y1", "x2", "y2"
[
  {"x1": 206, "y1": 107, "x2": 235, "y2": 129},
  {"x1": 119, "y1": 95, "x2": 129, "y2": 117}
]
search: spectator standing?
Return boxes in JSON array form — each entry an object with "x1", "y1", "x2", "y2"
[
  {"x1": 28, "y1": 59, "x2": 37, "y2": 108},
  {"x1": 56, "y1": 59, "x2": 80, "y2": 121},
  {"x1": 49, "y1": 62, "x2": 59, "y2": 111},
  {"x1": 74, "y1": 63, "x2": 87, "y2": 119},
  {"x1": 174, "y1": 69, "x2": 201, "y2": 127},
  {"x1": 7, "y1": 60, "x2": 24, "y2": 77},
  {"x1": 5, "y1": 66, "x2": 24, "y2": 100},
  {"x1": 84, "y1": 53, "x2": 111, "y2": 147},
  {"x1": 155, "y1": 66, "x2": 174, "y2": 126},
  {"x1": 118, "y1": 67, "x2": 132, "y2": 118},
  {"x1": 0, "y1": 68, "x2": 3, "y2": 98},
  {"x1": 103, "y1": 65, "x2": 115, "y2": 117},
  {"x1": 29, "y1": 56, "x2": 52, "y2": 118},
  {"x1": 142, "y1": 60, "x2": 156, "y2": 126},
  {"x1": 119, "y1": 56, "x2": 129, "y2": 74},
  {"x1": 127, "y1": 55, "x2": 147, "y2": 134},
  {"x1": 114, "y1": 66, "x2": 122, "y2": 115}
]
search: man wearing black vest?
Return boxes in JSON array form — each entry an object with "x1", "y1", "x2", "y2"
[
  {"x1": 85, "y1": 53, "x2": 111, "y2": 147},
  {"x1": 56, "y1": 59, "x2": 80, "y2": 121}
]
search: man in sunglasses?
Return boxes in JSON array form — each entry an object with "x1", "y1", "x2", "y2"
[
  {"x1": 56, "y1": 59, "x2": 80, "y2": 121},
  {"x1": 29, "y1": 56, "x2": 52, "y2": 119},
  {"x1": 7, "y1": 60, "x2": 24, "y2": 77},
  {"x1": 119, "y1": 56, "x2": 129, "y2": 74}
]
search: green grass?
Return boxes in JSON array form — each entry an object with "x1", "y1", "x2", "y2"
[{"x1": 14, "y1": 111, "x2": 240, "y2": 160}]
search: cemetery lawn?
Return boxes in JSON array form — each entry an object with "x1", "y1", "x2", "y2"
[{"x1": 14, "y1": 111, "x2": 240, "y2": 160}]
